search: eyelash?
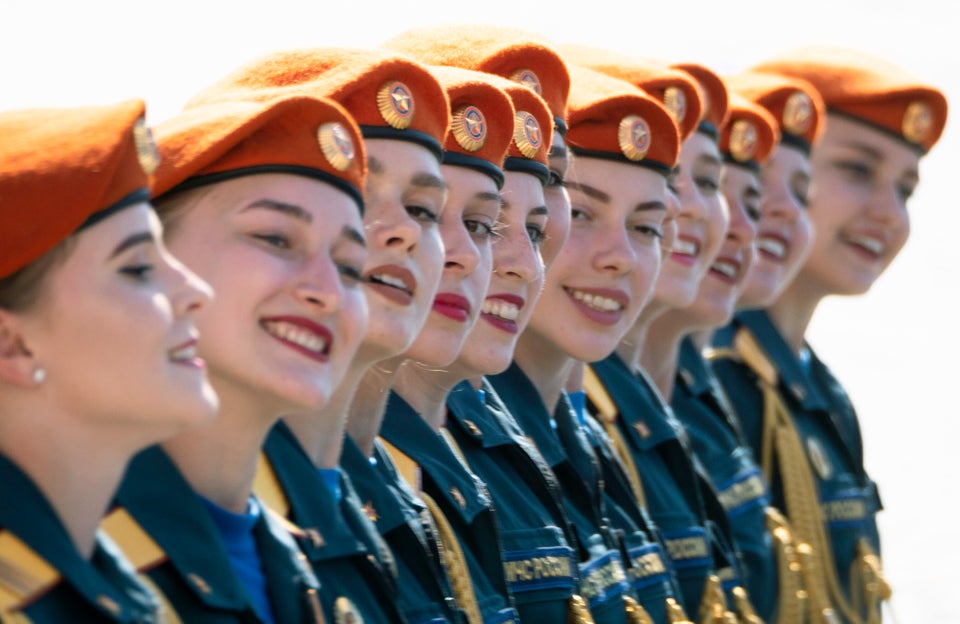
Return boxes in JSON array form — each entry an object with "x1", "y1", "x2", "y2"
[
  {"x1": 119, "y1": 264, "x2": 154, "y2": 281},
  {"x1": 464, "y1": 219, "x2": 498, "y2": 241},
  {"x1": 406, "y1": 204, "x2": 439, "y2": 224},
  {"x1": 633, "y1": 224, "x2": 664, "y2": 240},
  {"x1": 526, "y1": 224, "x2": 546, "y2": 244},
  {"x1": 547, "y1": 170, "x2": 564, "y2": 188},
  {"x1": 338, "y1": 264, "x2": 364, "y2": 285},
  {"x1": 695, "y1": 176, "x2": 720, "y2": 193},
  {"x1": 252, "y1": 233, "x2": 291, "y2": 249}
]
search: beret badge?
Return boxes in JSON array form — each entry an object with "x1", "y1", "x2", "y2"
[
  {"x1": 451, "y1": 105, "x2": 487, "y2": 152},
  {"x1": 377, "y1": 80, "x2": 416, "y2": 129},
  {"x1": 782, "y1": 91, "x2": 813, "y2": 137},
  {"x1": 132, "y1": 118, "x2": 160, "y2": 176},
  {"x1": 510, "y1": 68, "x2": 543, "y2": 96},
  {"x1": 729, "y1": 119, "x2": 759, "y2": 162},
  {"x1": 618, "y1": 115, "x2": 651, "y2": 161},
  {"x1": 663, "y1": 86, "x2": 688, "y2": 125},
  {"x1": 317, "y1": 122, "x2": 356, "y2": 172},
  {"x1": 902, "y1": 101, "x2": 933, "y2": 145},
  {"x1": 513, "y1": 111, "x2": 543, "y2": 159}
]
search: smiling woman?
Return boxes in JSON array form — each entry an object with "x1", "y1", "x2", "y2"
[
  {"x1": 0, "y1": 100, "x2": 217, "y2": 622},
  {"x1": 100, "y1": 94, "x2": 371, "y2": 624}
]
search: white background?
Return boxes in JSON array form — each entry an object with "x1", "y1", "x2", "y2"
[{"x1": 3, "y1": 0, "x2": 958, "y2": 619}]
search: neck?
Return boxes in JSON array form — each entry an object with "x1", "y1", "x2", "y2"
[
  {"x1": 0, "y1": 403, "x2": 141, "y2": 558},
  {"x1": 766, "y1": 277, "x2": 823, "y2": 353},
  {"x1": 392, "y1": 359, "x2": 463, "y2": 432},
  {"x1": 513, "y1": 329, "x2": 575, "y2": 414},
  {"x1": 161, "y1": 380, "x2": 276, "y2": 514},
  {"x1": 688, "y1": 329, "x2": 714, "y2": 350},
  {"x1": 639, "y1": 312, "x2": 689, "y2": 398},
  {"x1": 345, "y1": 357, "x2": 403, "y2": 457}
]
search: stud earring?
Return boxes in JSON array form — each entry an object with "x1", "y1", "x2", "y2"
[{"x1": 32, "y1": 368, "x2": 46, "y2": 384}]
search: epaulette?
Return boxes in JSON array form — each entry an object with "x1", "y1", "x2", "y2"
[
  {"x1": 0, "y1": 530, "x2": 60, "y2": 620},
  {"x1": 732, "y1": 329, "x2": 779, "y2": 387},
  {"x1": 252, "y1": 453, "x2": 292, "y2": 519}
]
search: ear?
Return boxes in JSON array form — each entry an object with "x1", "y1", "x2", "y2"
[{"x1": 0, "y1": 310, "x2": 38, "y2": 388}]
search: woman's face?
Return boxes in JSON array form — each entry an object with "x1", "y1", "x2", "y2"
[
  {"x1": 683, "y1": 164, "x2": 758, "y2": 328},
  {"x1": 402, "y1": 165, "x2": 499, "y2": 367},
  {"x1": 793, "y1": 114, "x2": 917, "y2": 298},
  {"x1": 455, "y1": 170, "x2": 548, "y2": 376},
  {"x1": 738, "y1": 144, "x2": 814, "y2": 309},
  {"x1": 653, "y1": 131, "x2": 728, "y2": 308},
  {"x1": 164, "y1": 174, "x2": 368, "y2": 414},
  {"x1": 357, "y1": 140, "x2": 447, "y2": 362},
  {"x1": 524, "y1": 157, "x2": 668, "y2": 362},
  {"x1": 13, "y1": 203, "x2": 218, "y2": 438},
  {"x1": 541, "y1": 130, "x2": 572, "y2": 268}
]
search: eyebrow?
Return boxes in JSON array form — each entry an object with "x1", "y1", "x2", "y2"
[
  {"x1": 500, "y1": 199, "x2": 547, "y2": 215},
  {"x1": 549, "y1": 142, "x2": 569, "y2": 160},
  {"x1": 838, "y1": 141, "x2": 884, "y2": 161},
  {"x1": 412, "y1": 172, "x2": 447, "y2": 192},
  {"x1": 563, "y1": 181, "x2": 666, "y2": 212},
  {"x1": 241, "y1": 199, "x2": 314, "y2": 224},
  {"x1": 109, "y1": 231, "x2": 154, "y2": 260},
  {"x1": 697, "y1": 153, "x2": 723, "y2": 168},
  {"x1": 368, "y1": 156, "x2": 385, "y2": 174}
]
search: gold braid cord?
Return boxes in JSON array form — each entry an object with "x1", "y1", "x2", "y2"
[
  {"x1": 567, "y1": 593, "x2": 596, "y2": 624},
  {"x1": 378, "y1": 438, "x2": 484, "y2": 624},
  {"x1": 623, "y1": 595, "x2": 655, "y2": 624},
  {"x1": 666, "y1": 597, "x2": 694, "y2": 623},
  {"x1": 583, "y1": 365, "x2": 647, "y2": 506},
  {"x1": 764, "y1": 507, "x2": 808, "y2": 624},
  {"x1": 697, "y1": 574, "x2": 738, "y2": 623},
  {"x1": 732, "y1": 329, "x2": 890, "y2": 624}
]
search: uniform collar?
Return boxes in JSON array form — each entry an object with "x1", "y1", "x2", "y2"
[
  {"x1": 263, "y1": 423, "x2": 367, "y2": 560},
  {"x1": 736, "y1": 310, "x2": 830, "y2": 411},
  {"x1": 380, "y1": 391, "x2": 491, "y2": 524},
  {"x1": 489, "y1": 361, "x2": 568, "y2": 468},
  {"x1": 339, "y1": 434, "x2": 420, "y2": 535},
  {"x1": 445, "y1": 380, "x2": 519, "y2": 449},
  {"x1": 0, "y1": 455, "x2": 156, "y2": 622}
]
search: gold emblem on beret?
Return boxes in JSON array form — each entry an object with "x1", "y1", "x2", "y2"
[
  {"x1": 663, "y1": 86, "x2": 687, "y2": 125},
  {"x1": 618, "y1": 115, "x2": 651, "y2": 162},
  {"x1": 782, "y1": 91, "x2": 813, "y2": 137},
  {"x1": 317, "y1": 122, "x2": 356, "y2": 172},
  {"x1": 376, "y1": 81, "x2": 415, "y2": 129},
  {"x1": 728, "y1": 119, "x2": 758, "y2": 162},
  {"x1": 334, "y1": 596, "x2": 363, "y2": 624},
  {"x1": 132, "y1": 118, "x2": 159, "y2": 176},
  {"x1": 805, "y1": 436, "x2": 833, "y2": 480},
  {"x1": 513, "y1": 111, "x2": 543, "y2": 159},
  {"x1": 902, "y1": 100, "x2": 933, "y2": 144},
  {"x1": 510, "y1": 68, "x2": 542, "y2": 95},
  {"x1": 451, "y1": 105, "x2": 487, "y2": 152}
]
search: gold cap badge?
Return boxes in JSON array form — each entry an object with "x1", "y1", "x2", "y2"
[
  {"x1": 317, "y1": 122, "x2": 356, "y2": 171},
  {"x1": 618, "y1": 115, "x2": 651, "y2": 162},
  {"x1": 663, "y1": 86, "x2": 687, "y2": 125},
  {"x1": 782, "y1": 91, "x2": 813, "y2": 137},
  {"x1": 728, "y1": 119, "x2": 758, "y2": 162},
  {"x1": 513, "y1": 111, "x2": 543, "y2": 159},
  {"x1": 132, "y1": 118, "x2": 159, "y2": 176},
  {"x1": 902, "y1": 100, "x2": 933, "y2": 144},
  {"x1": 451, "y1": 105, "x2": 487, "y2": 152},
  {"x1": 376, "y1": 80, "x2": 415, "y2": 129},
  {"x1": 510, "y1": 68, "x2": 543, "y2": 95}
]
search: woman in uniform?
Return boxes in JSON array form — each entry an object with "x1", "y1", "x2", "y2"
[
  {"x1": 709, "y1": 48, "x2": 948, "y2": 623},
  {"x1": 103, "y1": 93, "x2": 371, "y2": 623},
  {"x1": 0, "y1": 100, "x2": 217, "y2": 621}
]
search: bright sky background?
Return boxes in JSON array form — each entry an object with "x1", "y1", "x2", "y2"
[{"x1": 4, "y1": 0, "x2": 958, "y2": 619}]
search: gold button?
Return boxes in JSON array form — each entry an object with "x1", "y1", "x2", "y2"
[
  {"x1": 96, "y1": 594, "x2": 121, "y2": 616},
  {"x1": 464, "y1": 420, "x2": 482, "y2": 437},
  {"x1": 187, "y1": 572, "x2": 213, "y2": 595},
  {"x1": 449, "y1": 487, "x2": 466, "y2": 509}
]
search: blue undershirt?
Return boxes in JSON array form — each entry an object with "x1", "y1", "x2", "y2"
[
  {"x1": 199, "y1": 495, "x2": 277, "y2": 624},
  {"x1": 317, "y1": 467, "x2": 342, "y2": 503}
]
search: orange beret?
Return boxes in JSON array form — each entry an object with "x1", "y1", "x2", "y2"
[
  {"x1": 186, "y1": 47, "x2": 450, "y2": 161},
  {"x1": 719, "y1": 93, "x2": 780, "y2": 171},
  {"x1": 151, "y1": 95, "x2": 366, "y2": 211},
  {"x1": 566, "y1": 64, "x2": 680, "y2": 173},
  {"x1": 0, "y1": 100, "x2": 158, "y2": 279},
  {"x1": 724, "y1": 71, "x2": 826, "y2": 154},
  {"x1": 559, "y1": 44, "x2": 704, "y2": 142},
  {"x1": 672, "y1": 63, "x2": 730, "y2": 139},
  {"x1": 427, "y1": 66, "x2": 515, "y2": 189},
  {"x1": 752, "y1": 46, "x2": 947, "y2": 153},
  {"x1": 480, "y1": 72, "x2": 553, "y2": 185},
  {"x1": 384, "y1": 25, "x2": 571, "y2": 135}
]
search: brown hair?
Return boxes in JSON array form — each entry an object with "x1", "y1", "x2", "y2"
[{"x1": 0, "y1": 238, "x2": 74, "y2": 311}]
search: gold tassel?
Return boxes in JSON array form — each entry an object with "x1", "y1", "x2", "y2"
[
  {"x1": 764, "y1": 507, "x2": 807, "y2": 624},
  {"x1": 567, "y1": 594, "x2": 596, "y2": 624},
  {"x1": 623, "y1": 595, "x2": 654, "y2": 624},
  {"x1": 698, "y1": 574, "x2": 737, "y2": 624},
  {"x1": 732, "y1": 586, "x2": 764, "y2": 624},
  {"x1": 666, "y1": 597, "x2": 694, "y2": 624}
]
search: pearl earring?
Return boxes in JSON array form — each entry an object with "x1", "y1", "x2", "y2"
[{"x1": 32, "y1": 368, "x2": 46, "y2": 384}]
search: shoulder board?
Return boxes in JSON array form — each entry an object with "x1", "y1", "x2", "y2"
[
  {"x1": 252, "y1": 453, "x2": 291, "y2": 519},
  {"x1": 733, "y1": 328, "x2": 779, "y2": 387},
  {"x1": 0, "y1": 530, "x2": 60, "y2": 616},
  {"x1": 702, "y1": 346, "x2": 740, "y2": 363},
  {"x1": 100, "y1": 508, "x2": 167, "y2": 572},
  {"x1": 377, "y1": 437, "x2": 421, "y2": 494},
  {"x1": 583, "y1": 365, "x2": 618, "y2": 425}
]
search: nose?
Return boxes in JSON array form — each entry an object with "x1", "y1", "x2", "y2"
[
  {"x1": 441, "y1": 217, "x2": 482, "y2": 277},
  {"x1": 675, "y1": 167, "x2": 708, "y2": 222},
  {"x1": 591, "y1": 221, "x2": 636, "y2": 276},
  {"x1": 867, "y1": 181, "x2": 908, "y2": 226},
  {"x1": 492, "y1": 221, "x2": 541, "y2": 284},
  {"x1": 295, "y1": 254, "x2": 346, "y2": 314},
  {"x1": 167, "y1": 255, "x2": 213, "y2": 317},
  {"x1": 727, "y1": 196, "x2": 758, "y2": 253},
  {"x1": 366, "y1": 199, "x2": 422, "y2": 255}
]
